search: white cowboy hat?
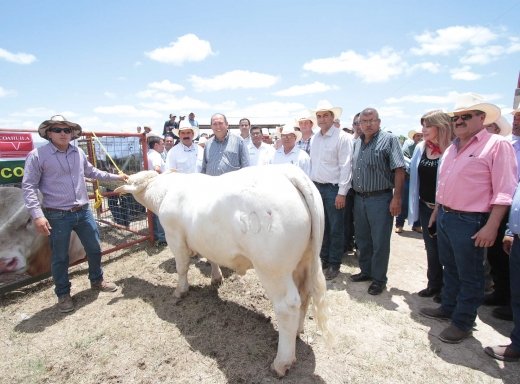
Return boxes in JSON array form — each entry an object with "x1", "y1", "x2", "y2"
[
  {"x1": 38, "y1": 115, "x2": 82, "y2": 140},
  {"x1": 312, "y1": 101, "x2": 342, "y2": 119},
  {"x1": 492, "y1": 116, "x2": 512, "y2": 136},
  {"x1": 280, "y1": 122, "x2": 302, "y2": 142},
  {"x1": 512, "y1": 108, "x2": 520, "y2": 115},
  {"x1": 447, "y1": 93, "x2": 501, "y2": 125},
  {"x1": 296, "y1": 112, "x2": 317, "y2": 128},
  {"x1": 173, "y1": 119, "x2": 199, "y2": 138}
]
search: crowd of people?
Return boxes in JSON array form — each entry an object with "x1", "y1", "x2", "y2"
[{"x1": 21, "y1": 93, "x2": 520, "y2": 362}]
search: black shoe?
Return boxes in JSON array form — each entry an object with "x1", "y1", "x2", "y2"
[
  {"x1": 321, "y1": 262, "x2": 329, "y2": 271},
  {"x1": 492, "y1": 306, "x2": 513, "y2": 321},
  {"x1": 418, "y1": 287, "x2": 441, "y2": 297},
  {"x1": 483, "y1": 293, "x2": 509, "y2": 306},
  {"x1": 325, "y1": 267, "x2": 340, "y2": 280},
  {"x1": 350, "y1": 272, "x2": 372, "y2": 282},
  {"x1": 433, "y1": 293, "x2": 442, "y2": 303},
  {"x1": 367, "y1": 281, "x2": 385, "y2": 295},
  {"x1": 420, "y1": 306, "x2": 451, "y2": 321}
]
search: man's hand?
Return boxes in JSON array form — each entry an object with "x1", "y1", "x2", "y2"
[
  {"x1": 503, "y1": 235, "x2": 514, "y2": 255},
  {"x1": 34, "y1": 216, "x2": 51, "y2": 236},
  {"x1": 335, "y1": 194, "x2": 346, "y2": 209},
  {"x1": 389, "y1": 196, "x2": 401, "y2": 216},
  {"x1": 471, "y1": 223, "x2": 497, "y2": 247},
  {"x1": 118, "y1": 172, "x2": 129, "y2": 182}
]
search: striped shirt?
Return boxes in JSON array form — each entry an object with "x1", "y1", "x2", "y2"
[
  {"x1": 22, "y1": 142, "x2": 122, "y2": 219},
  {"x1": 201, "y1": 131, "x2": 249, "y2": 176},
  {"x1": 352, "y1": 130, "x2": 405, "y2": 193},
  {"x1": 297, "y1": 135, "x2": 313, "y2": 155}
]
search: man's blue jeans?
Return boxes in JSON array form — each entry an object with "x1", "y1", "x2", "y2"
[
  {"x1": 152, "y1": 213, "x2": 166, "y2": 243},
  {"x1": 44, "y1": 206, "x2": 103, "y2": 297},
  {"x1": 395, "y1": 176, "x2": 420, "y2": 228},
  {"x1": 510, "y1": 236, "x2": 520, "y2": 352},
  {"x1": 315, "y1": 183, "x2": 344, "y2": 268},
  {"x1": 437, "y1": 207, "x2": 487, "y2": 332},
  {"x1": 419, "y1": 201, "x2": 442, "y2": 290},
  {"x1": 353, "y1": 191, "x2": 393, "y2": 284}
]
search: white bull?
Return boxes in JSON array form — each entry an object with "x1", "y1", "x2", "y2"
[
  {"x1": 115, "y1": 165, "x2": 330, "y2": 376},
  {"x1": 0, "y1": 187, "x2": 85, "y2": 277}
]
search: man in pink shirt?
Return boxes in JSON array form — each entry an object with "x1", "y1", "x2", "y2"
[{"x1": 420, "y1": 94, "x2": 518, "y2": 343}]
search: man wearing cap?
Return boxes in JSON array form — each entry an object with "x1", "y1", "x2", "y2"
[
  {"x1": 247, "y1": 126, "x2": 274, "y2": 166},
  {"x1": 270, "y1": 122, "x2": 311, "y2": 175},
  {"x1": 163, "y1": 114, "x2": 179, "y2": 136},
  {"x1": 296, "y1": 115, "x2": 315, "y2": 155},
  {"x1": 350, "y1": 108, "x2": 406, "y2": 295},
  {"x1": 22, "y1": 115, "x2": 128, "y2": 313},
  {"x1": 420, "y1": 94, "x2": 517, "y2": 344},
  {"x1": 309, "y1": 101, "x2": 353, "y2": 280},
  {"x1": 165, "y1": 120, "x2": 203, "y2": 173},
  {"x1": 201, "y1": 113, "x2": 249, "y2": 176}
]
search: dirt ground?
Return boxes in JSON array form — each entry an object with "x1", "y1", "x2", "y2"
[{"x1": 1, "y1": 228, "x2": 519, "y2": 384}]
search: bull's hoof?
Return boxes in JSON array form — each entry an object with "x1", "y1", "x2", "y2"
[{"x1": 270, "y1": 359, "x2": 294, "y2": 377}]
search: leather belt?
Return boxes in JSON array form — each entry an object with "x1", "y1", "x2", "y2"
[
  {"x1": 43, "y1": 204, "x2": 88, "y2": 213},
  {"x1": 420, "y1": 199, "x2": 436, "y2": 210},
  {"x1": 314, "y1": 182, "x2": 338, "y2": 187},
  {"x1": 354, "y1": 188, "x2": 392, "y2": 198},
  {"x1": 440, "y1": 205, "x2": 486, "y2": 215}
]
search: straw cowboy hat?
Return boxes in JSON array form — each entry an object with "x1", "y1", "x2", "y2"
[
  {"x1": 173, "y1": 119, "x2": 199, "y2": 138},
  {"x1": 407, "y1": 130, "x2": 423, "y2": 140},
  {"x1": 280, "y1": 121, "x2": 302, "y2": 142},
  {"x1": 447, "y1": 93, "x2": 501, "y2": 125},
  {"x1": 492, "y1": 116, "x2": 512, "y2": 136},
  {"x1": 296, "y1": 113, "x2": 317, "y2": 127},
  {"x1": 38, "y1": 115, "x2": 82, "y2": 140},
  {"x1": 312, "y1": 101, "x2": 342, "y2": 119}
]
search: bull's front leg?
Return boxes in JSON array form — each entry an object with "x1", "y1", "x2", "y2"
[{"x1": 171, "y1": 250, "x2": 191, "y2": 300}]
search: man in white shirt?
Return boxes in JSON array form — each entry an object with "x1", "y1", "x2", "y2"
[
  {"x1": 310, "y1": 101, "x2": 353, "y2": 280},
  {"x1": 239, "y1": 118, "x2": 252, "y2": 145},
  {"x1": 248, "y1": 126, "x2": 274, "y2": 166},
  {"x1": 147, "y1": 136, "x2": 166, "y2": 245},
  {"x1": 165, "y1": 120, "x2": 203, "y2": 173},
  {"x1": 270, "y1": 122, "x2": 311, "y2": 175}
]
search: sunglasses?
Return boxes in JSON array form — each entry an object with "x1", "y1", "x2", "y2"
[
  {"x1": 49, "y1": 127, "x2": 72, "y2": 134},
  {"x1": 450, "y1": 113, "x2": 476, "y2": 123}
]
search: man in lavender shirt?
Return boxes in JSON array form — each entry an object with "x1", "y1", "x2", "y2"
[{"x1": 22, "y1": 115, "x2": 128, "y2": 313}]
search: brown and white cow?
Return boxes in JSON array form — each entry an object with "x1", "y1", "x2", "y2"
[
  {"x1": 115, "y1": 164, "x2": 331, "y2": 377},
  {"x1": 0, "y1": 187, "x2": 85, "y2": 277}
]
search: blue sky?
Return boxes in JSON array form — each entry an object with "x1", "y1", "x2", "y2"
[{"x1": 1, "y1": 0, "x2": 519, "y2": 137}]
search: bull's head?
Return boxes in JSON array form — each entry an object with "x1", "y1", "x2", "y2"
[{"x1": 114, "y1": 170, "x2": 159, "y2": 195}]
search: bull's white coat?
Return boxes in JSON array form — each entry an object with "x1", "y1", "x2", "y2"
[{"x1": 115, "y1": 165, "x2": 330, "y2": 376}]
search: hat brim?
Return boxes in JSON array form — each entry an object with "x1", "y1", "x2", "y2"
[
  {"x1": 313, "y1": 107, "x2": 342, "y2": 120},
  {"x1": 494, "y1": 116, "x2": 512, "y2": 136},
  {"x1": 173, "y1": 126, "x2": 199, "y2": 138},
  {"x1": 38, "y1": 120, "x2": 82, "y2": 140},
  {"x1": 447, "y1": 103, "x2": 501, "y2": 125}
]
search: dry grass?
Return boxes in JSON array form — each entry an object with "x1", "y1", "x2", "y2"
[{"x1": 1, "y1": 233, "x2": 519, "y2": 384}]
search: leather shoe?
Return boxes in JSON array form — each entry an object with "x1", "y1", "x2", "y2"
[
  {"x1": 438, "y1": 324, "x2": 472, "y2": 344},
  {"x1": 418, "y1": 287, "x2": 441, "y2": 297},
  {"x1": 484, "y1": 344, "x2": 520, "y2": 362},
  {"x1": 420, "y1": 306, "x2": 451, "y2": 321},
  {"x1": 433, "y1": 294, "x2": 442, "y2": 303},
  {"x1": 350, "y1": 272, "x2": 372, "y2": 282},
  {"x1": 325, "y1": 267, "x2": 339, "y2": 280},
  {"x1": 412, "y1": 226, "x2": 423, "y2": 233},
  {"x1": 492, "y1": 306, "x2": 513, "y2": 321},
  {"x1": 367, "y1": 281, "x2": 385, "y2": 295},
  {"x1": 394, "y1": 226, "x2": 404, "y2": 233}
]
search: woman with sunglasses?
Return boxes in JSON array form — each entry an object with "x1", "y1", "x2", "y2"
[{"x1": 408, "y1": 110, "x2": 453, "y2": 303}]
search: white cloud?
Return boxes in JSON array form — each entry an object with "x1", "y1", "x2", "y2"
[
  {"x1": 303, "y1": 48, "x2": 406, "y2": 83},
  {"x1": 507, "y1": 37, "x2": 520, "y2": 54},
  {"x1": 411, "y1": 26, "x2": 497, "y2": 56},
  {"x1": 189, "y1": 70, "x2": 279, "y2": 92},
  {"x1": 148, "y1": 80, "x2": 185, "y2": 92},
  {"x1": 93, "y1": 105, "x2": 162, "y2": 118},
  {"x1": 104, "y1": 91, "x2": 116, "y2": 99},
  {"x1": 0, "y1": 48, "x2": 36, "y2": 64},
  {"x1": 274, "y1": 82, "x2": 339, "y2": 97},
  {"x1": 385, "y1": 91, "x2": 501, "y2": 107},
  {"x1": 450, "y1": 66, "x2": 481, "y2": 81},
  {"x1": 224, "y1": 101, "x2": 308, "y2": 124},
  {"x1": 0, "y1": 85, "x2": 15, "y2": 97},
  {"x1": 145, "y1": 34, "x2": 214, "y2": 65},
  {"x1": 408, "y1": 62, "x2": 441, "y2": 74}
]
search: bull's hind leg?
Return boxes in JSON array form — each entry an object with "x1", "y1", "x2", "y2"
[{"x1": 256, "y1": 270, "x2": 301, "y2": 377}]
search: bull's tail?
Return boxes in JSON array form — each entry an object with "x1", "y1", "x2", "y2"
[{"x1": 283, "y1": 166, "x2": 332, "y2": 344}]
